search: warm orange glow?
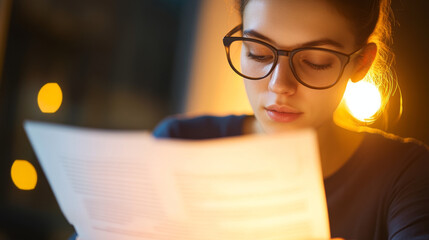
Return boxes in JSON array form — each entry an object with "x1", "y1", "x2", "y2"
[
  {"x1": 37, "y1": 82, "x2": 63, "y2": 113},
  {"x1": 344, "y1": 81, "x2": 382, "y2": 122},
  {"x1": 11, "y1": 160, "x2": 38, "y2": 190},
  {"x1": 184, "y1": 1, "x2": 252, "y2": 115}
]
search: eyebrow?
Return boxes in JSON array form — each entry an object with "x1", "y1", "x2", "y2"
[{"x1": 243, "y1": 29, "x2": 345, "y2": 49}]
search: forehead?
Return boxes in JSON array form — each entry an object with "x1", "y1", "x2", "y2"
[{"x1": 243, "y1": 0, "x2": 356, "y2": 51}]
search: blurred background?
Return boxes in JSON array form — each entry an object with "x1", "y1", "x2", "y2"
[{"x1": 0, "y1": 0, "x2": 427, "y2": 239}]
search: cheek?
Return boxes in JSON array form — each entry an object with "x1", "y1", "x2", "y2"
[
  {"x1": 310, "y1": 82, "x2": 348, "y2": 115},
  {"x1": 244, "y1": 80, "x2": 267, "y2": 106},
  {"x1": 303, "y1": 78, "x2": 348, "y2": 116}
]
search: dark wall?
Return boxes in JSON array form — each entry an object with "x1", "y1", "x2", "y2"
[{"x1": 390, "y1": 0, "x2": 429, "y2": 144}]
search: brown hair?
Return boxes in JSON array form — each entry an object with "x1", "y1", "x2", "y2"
[{"x1": 235, "y1": 0, "x2": 399, "y2": 128}]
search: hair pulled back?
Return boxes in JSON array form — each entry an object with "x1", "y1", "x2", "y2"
[{"x1": 235, "y1": 0, "x2": 398, "y2": 127}]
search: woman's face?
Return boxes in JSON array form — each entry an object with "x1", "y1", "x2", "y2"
[{"x1": 243, "y1": 0, "x2": 358, "y2": 133}]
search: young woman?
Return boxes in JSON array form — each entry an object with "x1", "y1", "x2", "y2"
[
  {"x1": 153, "y1": 0, "x2": 429, "y2": 239},
  {"x1": 72, "y1": 0, "x2": 428, "y2": 239}
]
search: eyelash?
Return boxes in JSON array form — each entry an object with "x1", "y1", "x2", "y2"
[
  {"x1": 246, "y1": 51, "x2": 333, "y2": 70},
  {"x1": 303, "y1": 60, "x2": 332, "y2": 70},
  {"x1": 247, "y1": 52, "x2": 273, "y2": 62}
]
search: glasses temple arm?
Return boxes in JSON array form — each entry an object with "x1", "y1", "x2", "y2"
[{"x1": 225, "y1": 24, "x2": 243, "y2": 37}]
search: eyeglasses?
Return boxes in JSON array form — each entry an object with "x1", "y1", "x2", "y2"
[{"x1": 223, "y1": 25, "x2": 362, "y2": 89}]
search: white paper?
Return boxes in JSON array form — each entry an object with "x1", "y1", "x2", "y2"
[{"x1": 24, "y1": 120, "x2": 330, "y2": 240}]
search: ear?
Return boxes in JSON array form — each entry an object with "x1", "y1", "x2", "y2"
[{"x1": 350, "y1": 42, "x2": 377, "y2": 83}]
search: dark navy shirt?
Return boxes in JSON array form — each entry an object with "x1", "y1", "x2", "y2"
[{"x1": 152, "y1": 115, "x2": 429, "y2": 240}]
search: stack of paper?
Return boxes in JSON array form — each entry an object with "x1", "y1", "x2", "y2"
[{"x1": 24, "y1": 121, "x2": 329, "y2": 240}]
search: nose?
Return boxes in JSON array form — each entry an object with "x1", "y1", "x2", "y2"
[{"x1": 268, "y1": 57, "x2": 298, "y2": 95}]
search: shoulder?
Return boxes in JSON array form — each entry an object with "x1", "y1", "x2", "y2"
[
  {"x1": 361, "y1": 130, "x2": 429, "y2": 162},
  {"x1": 357, "y1": 130, "x2": 429, "y2": 178},
  {"x1": 341, "y1": 129, "x2": 429, "y2": 195},
  {"x1": 152, "y1": 114, "x2": 250, "y2": 139},
  {"x1": 327, "y1": 129, "x2": 428, "y2": 187},
  {"x1": 360, "y1": 131, "x2": 429, "y2": 238},
  {"x1": 358, "y1": 130, "x2": 429, "y2": 201}
]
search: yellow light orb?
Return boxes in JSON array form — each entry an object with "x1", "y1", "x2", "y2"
[
  {"x1": 37, "y1": 82, "x2": 63, "y2": 113},
  {"x1": 11, "y1": 160, "x2": 38, "y2": 190},
  {"x1": 344, "y1": 81, "x2": 382, "y2": 122}
]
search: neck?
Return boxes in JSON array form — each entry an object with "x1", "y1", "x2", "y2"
[
  {"x1": 316, "y1": 120, "x2": 364, "y2": 178},
  {"x1": 243, "y1": 116, "x2": 364, "y2": 178},
  {"x1": 243, "y1": 116, "x2": 363, "y2": 178}
]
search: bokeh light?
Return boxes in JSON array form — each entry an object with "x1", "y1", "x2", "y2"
[
  {"x1": 344, "y1": 81, "x2": 382, "y2": 122},
  {"x1": 11, "y1": 160, "x2": 38, "y2": 190},
  {"x1": 37, "y1": 82, "x2": 63, "y2": 113}
]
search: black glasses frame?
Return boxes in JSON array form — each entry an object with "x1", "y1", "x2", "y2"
[{"x1": 223, "y1": 24, "x2": 362, "y2": 89}]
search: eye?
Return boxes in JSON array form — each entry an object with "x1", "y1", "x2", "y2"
[
  {"x1": 247, "y1": 52, "x2": 273, "y2": 62},
  {"x1": 303, "y1": 59, "x2": 332, "y2": 70}
]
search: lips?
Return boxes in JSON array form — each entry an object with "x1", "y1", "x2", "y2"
[{"x1": 265, "y1": 105, "x2": 302, "y2": 123}]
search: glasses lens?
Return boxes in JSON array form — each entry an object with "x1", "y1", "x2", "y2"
[
  {"x1": 229, "y1": 40, "x2": 275, "y2": 79},
  {"x1": 292, "y1": 49, "x2": 342, "y2": 88}
]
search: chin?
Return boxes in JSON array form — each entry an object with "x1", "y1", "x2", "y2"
[{"x1": 261, "y1": 120, "x2": 310, "y2": 134}]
